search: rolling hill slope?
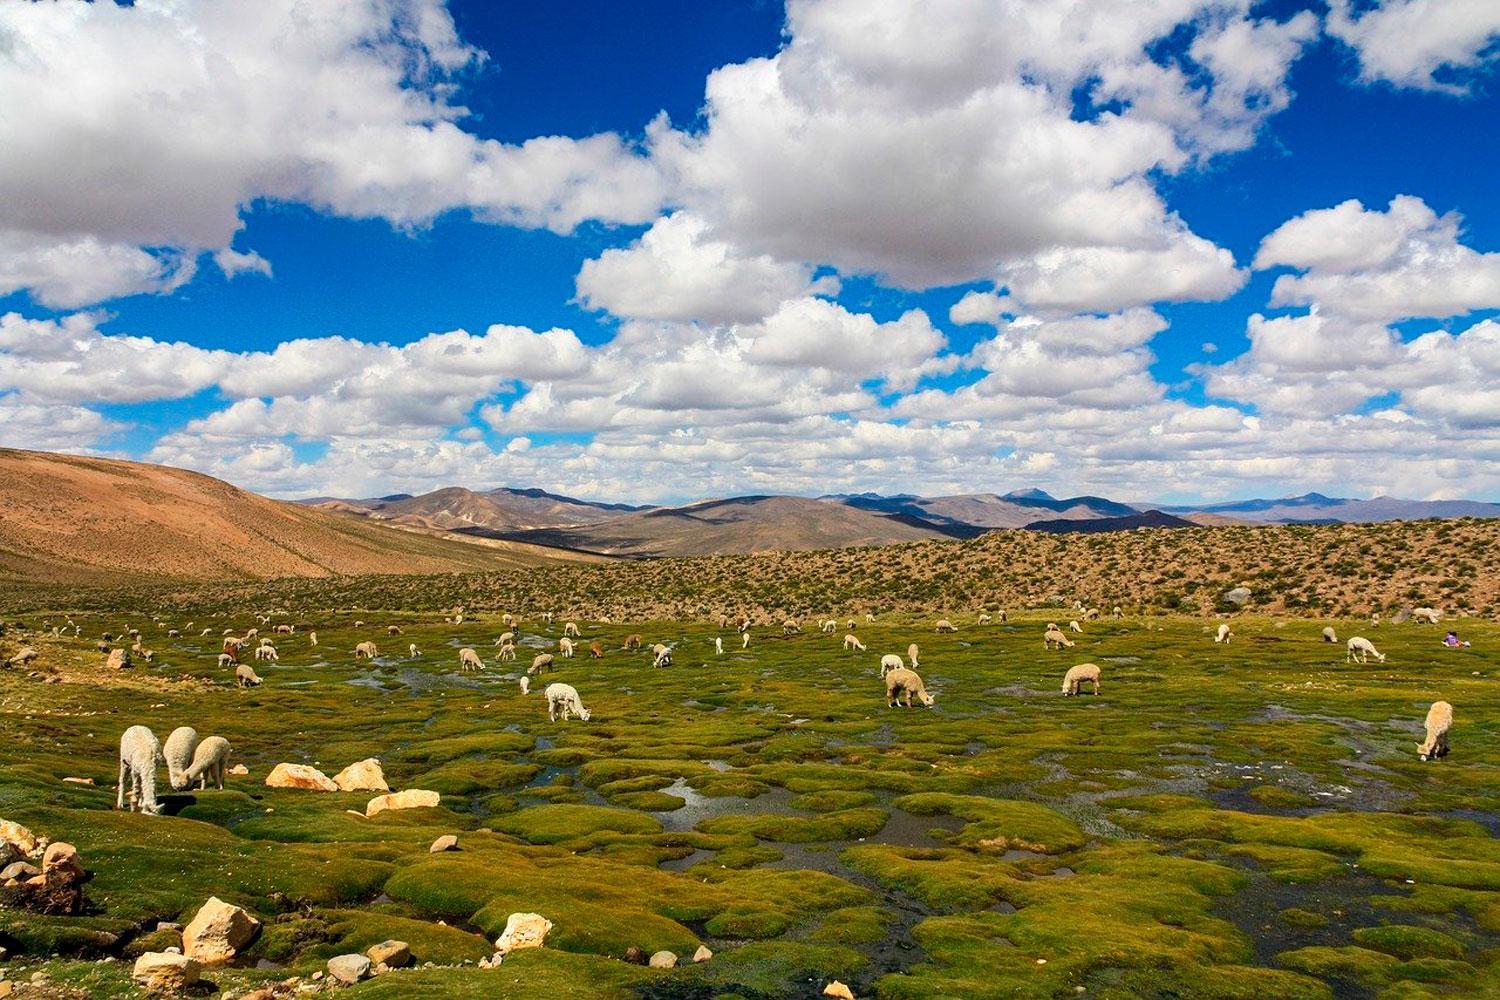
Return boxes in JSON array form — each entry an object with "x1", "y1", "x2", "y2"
[
  {"x1": 493, "y1": 495, "x2": 962, "y2": 556},
  {"x1": 0, "y1": 449, "x2": 602, "y2": 585},
  {"x1": 304, "y1": 486, "x2": 649, "y2": 533},
  {"x1": 833, "y1": 489, "x2": 1138, "y2": 529}
]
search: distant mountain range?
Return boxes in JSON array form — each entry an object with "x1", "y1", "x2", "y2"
[
  {"x1": 1156, "y1": 492, "x2": 1500, "y2": 524},
  {"x1": 295, "y1": 484, "x2": 1500, "y2": 558},
  {"x1": 5, "y1": 447, "x2": 1498, "y2": 582}
]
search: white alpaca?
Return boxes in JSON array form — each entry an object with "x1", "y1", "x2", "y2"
[
  {"x1": 254, "y1": 645, "x2": 277, "y2": 662},
  {"x1": 545, "y1": 683, "x2": 591, "y2": 722},
  {"x1": 558, "y1": 637, "x2": 576, "y2": 658},
  {"x1": 529, "y1": 653, "x2": 554, "y2": 675},
  {"x1": 6, "y1": 647, "x2": 38, "y2": 668},
  {"x1": 235, "y1": 664, "x2": 263, "y2": 687},
  {"x1": 715, "y1": 637, "x2": 724, "y2": 655},
  {"x1": 741, "y1": 631, "x2": 750, "y2": 649},
  {"x1": 1061, "y1": 663, "x2": 1101, "y2": 697},
  {"x1": 977, "y1": 613, "x2": 992, "y2": 625},
  {"x1": 164, "y1": 726, "x2": 200, "y2": 791},
  {"x1": 309, "y1": 631, "x2": 318, "y2": 647},
  {"x1": 183, "y1": 736, "x2": 231, "y2": 790},
  {"x1": 879, "y1": 653, "x2": 904, "y2": 677},
  {"x1": 498, "y1": 643, "x2": 516, "y2": 662},
  {"x1": 1417, "y1": 701, "x2": 1452, "y2": 761},
  {"x1": 458, "y1": 647, "x2": 484, "y2": 672},
  {"x1": 1322, "y1": 626, "x2": 1338, "y2": 643},
  {"x1": 495, "y1": 632, "x2": 515, "y2": 647},
  {"x1": 1068, "y1": 621, "x2": 1083, "y2": 633},
  {"x1": 1411, "y1": 607, "x2": 1442, "y2": 624},
  {"x1": 783, "y1": 619, "x2": 802, "y2": 635},
  {"x1": 217, "y1": 653, "x2": 235, "y2": 669},
  {"x1": 409, "y1": 643, "x2": 420, "y2": 659},
  {"x1": 652, "y1": 643, "x2": 672, "y2": 668},
  {"x1": 354, "y1": 641, "x2": 378, "y2": 660},
  {"x1": 907, "y1": 643, "x2": 920, "y2": 667},
  {"x1": 1043, "y1": 628, "x2": 1074, "y2": 650},
  {"x1": 1214, "y1": 623, "x2": 1232, "y2": 643},
  {"x1": 820, "y1": 619, "x2": 838, "y2": 634},
  {"x1": 884, "y1": 667, "x2": 935, "y2": 708},
  {"x1": 519, "y1": 676, "x2": 530, "y2": 695},
  {"x1": 1346, "y1": 637, "x2": 1385, "y2": 664},
  {"x1": 563, "y1": 622, "x2": 580, "y2": 638},
  {"x1": 199, "y1": 628, "x2": 212, "y2": 637},
  {"x1": 844, "y1": 634, "x2": 866, "y2": 651},
  {"x1": 118, "y1": 726, "x2": 164, "y2": 814},
  {"x1": 934, "y1": 619, "x2": 958, "y2": 633}
]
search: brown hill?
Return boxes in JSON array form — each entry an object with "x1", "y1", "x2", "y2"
[
  {"x1": 0, "y1": 449, "x2": 603, "y2": 586},
  {"x1": 496, "y1": 495, "x2": 961, "y2": 556},
  {"x1": 340, "y1": 486, "x2": 645, "y2": 533}
]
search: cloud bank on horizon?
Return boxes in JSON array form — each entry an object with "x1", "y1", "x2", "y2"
[{"x1": 1, "y1": 0, "x2": 1498, "y2": 504}]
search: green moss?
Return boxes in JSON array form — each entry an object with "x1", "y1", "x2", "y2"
[
  {"x1": 789, "y1": 789, "x2": 878, "y2": 812},
  {"x1": 894, "y1": 792, "x2": 1086, "y2": 853},
  {"x1": 488, "y1": 804, "x2": 663, "y2": 844},
  {"x1": 697, "y1": 807, "x2": 889, "y2": 843},
  {"x1": 415, "y1": 760, "x2": 540, "y2": 795},
  {"x1": 606, "y1": 790, "x2": 685, "y2": 811},
  {"x1": 807, "y1": 905, "x2": 891, "y2": 945},
  {"x1": 1280, "y1": 908, "x2": 1330, "y2": 929},
  {"x1": 346, "y1": 949, "x2": 651, "y2": 998},
  {"x1": 1394, "y1": 957, "x2": 1477, "y2": 984},
  {"x1": 1249, "y1": 785, "x2": 1316, "y2": 809},
  {"x1": 1351, "y1": 924, "x2": 1466, "y2": 961},
  {"x1": 0, "y1": 913, "x2": 132, "y2": 957},
  {"x1": 710, "y1": 843, "x2": 784, "y2": 868},
  {"x1": 1226, "y1": 844, "x2": 1345, "y2": 883},
  {"x1": 309, "y1": 908, "x2": 493, "y2": 966},
  {"x1": 692, "y1": 774, "x2": 772, "y2": 798},
  {"x1": 1276, "y1": 946, "x2": 1400, "y2": 986}
]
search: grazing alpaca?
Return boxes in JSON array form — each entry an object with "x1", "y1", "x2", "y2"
[{"x1": 117, "y1": 726, "x2": 164, "y2": 814}]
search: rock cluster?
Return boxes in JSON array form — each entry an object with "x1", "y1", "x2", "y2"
[{"x1": 0, "y1": 821, "x2": 85, "y2": 915}]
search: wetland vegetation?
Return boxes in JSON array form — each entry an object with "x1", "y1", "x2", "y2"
[{"x1": 1, "y1": 590, "x2": 1497, "y2": 997}]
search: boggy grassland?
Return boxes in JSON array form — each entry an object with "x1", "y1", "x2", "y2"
[{"x1": 0, "y1": 599, "x2": 1498, "y2": 999}]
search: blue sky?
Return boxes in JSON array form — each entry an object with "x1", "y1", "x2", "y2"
[{"x1": 1, "y1": 1, "x2": 1498, "y2": 503}]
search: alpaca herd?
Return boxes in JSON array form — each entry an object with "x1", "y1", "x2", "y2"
[
  {"x1": 119, "y1": 724, "x2": 234, "y2": 814},
  {"x1": 91, "y1": 602, "x2": 1459, "y2": 825}
]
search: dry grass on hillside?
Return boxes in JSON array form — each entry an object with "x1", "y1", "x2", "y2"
[
  {"x1": 26, "y1": 516, "x2": 1497, "y2": 620},
  {"x1": 0, "y1": 449, "x2": 601, "y2": 586}
]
